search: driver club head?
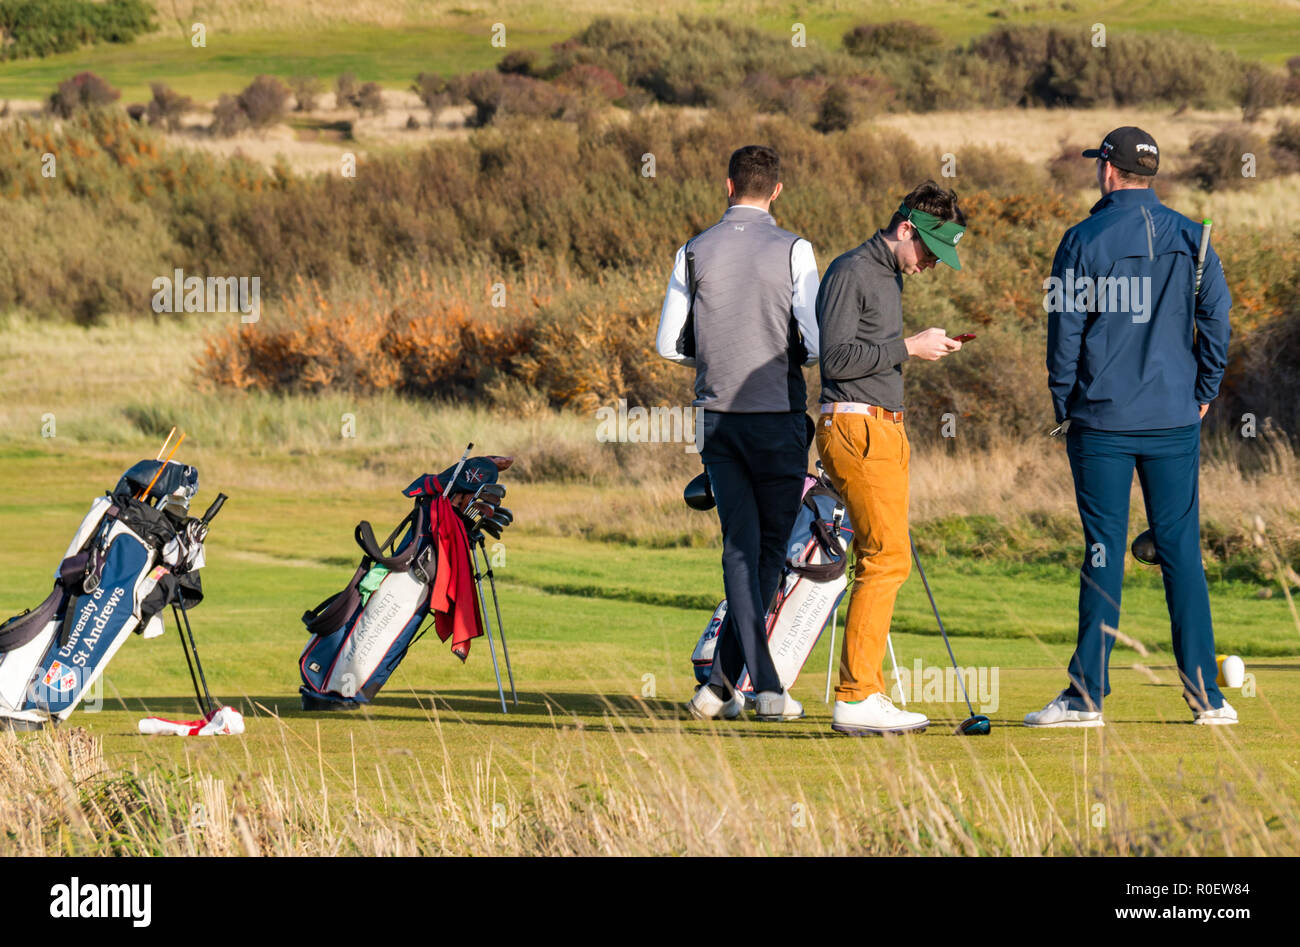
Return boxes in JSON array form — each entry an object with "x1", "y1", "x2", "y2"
[
  {"x1": 1131, "y1": 528, "x2": 1160, "y2": 566},
  {"x1": 683, "y1": 472, "x2": 715, "y2": 511},
  {"x1": 957, "y1": 715, "x2": 991, "y2": 736}
]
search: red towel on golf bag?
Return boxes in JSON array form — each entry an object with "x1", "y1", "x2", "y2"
[{"x1": 426, "y1": 491, "x2": 483, "y2": 660}]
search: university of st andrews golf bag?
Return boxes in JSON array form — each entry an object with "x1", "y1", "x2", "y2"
[
  {"x1": 690, "y1": 473, "x2": 852, "y2": 695},
  {"x1": 0, "y1": 459, "x2": 226, "y2": 730},
  {"x1": 298, "y1": 452, "x2": 518, "y2": 712}
]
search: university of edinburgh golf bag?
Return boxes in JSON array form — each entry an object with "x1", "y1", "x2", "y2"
[
  {"x1": 0, "y1": 449, "x2": 229, "y2": 731},
  {"x1": 298, "y1": 447, "x2": 518, "y2": 712},
  {"x1": 689, "y1": 471, "x2": 853, "y2": 695}
]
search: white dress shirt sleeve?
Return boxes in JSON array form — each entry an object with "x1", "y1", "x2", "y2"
[
  {"x1": 791, "y1": 238, "x2": 820, "y2": 365},
  {"x1": 655, "y1": 243, "x2": 695, "y2": 367}
]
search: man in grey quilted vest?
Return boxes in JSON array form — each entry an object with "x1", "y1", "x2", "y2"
[{"x1": 656, "y1": 145, "x2": 821, "y2": 722}]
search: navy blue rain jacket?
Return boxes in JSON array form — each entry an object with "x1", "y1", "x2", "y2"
[{"x1": 1045, "y1": 188, "x2": 1231, "y2": 430}]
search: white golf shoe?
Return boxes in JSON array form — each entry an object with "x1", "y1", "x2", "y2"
[
  {"x1": 1024, "y1": 691, "x2": 1104, "y2": 728},
  {"x1": 754, "y1": 690, "x2": 803, "y2": 721},
  {"x1": 831, "y1": 693, "x2": 928, "y2": 736},
  {"x1": 1192, "y1": 699, "x2": 1238, "y2": 726},
  {"x1": 686, "y1": 685, "x2": 744, "y2": 720}
]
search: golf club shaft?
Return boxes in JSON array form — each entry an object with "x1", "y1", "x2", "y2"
[
  {"x1": 908, "y1": 532, "x2": 977, "y2": 717},
  {"x1": 477, "y1": 537, "x2": 517, "y2": 704},
  {"x1": 470, "y1": 543, "x2": 508, "y2": 712},
  {"x1": 441, "y1": 442, "x2": 474, "y2": 499},
  {"x1": 887, "y1": 632, "x2": 906, "y2": 706},
  {"x1": 154, "y1": 427, "x2": 177, "y2": 461},
  {"x1": 824, "y1": 606, "x2": 836, "y2": 703}
]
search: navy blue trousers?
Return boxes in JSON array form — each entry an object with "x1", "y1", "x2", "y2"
[
  {"x1": 1064, "y1": 423, "x2": 1224, "y2": 712},
  {"x1": 701, "y1": 410, "x2": 808, "y2": 697}
]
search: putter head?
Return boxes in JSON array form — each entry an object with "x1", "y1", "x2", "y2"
[
  {"x1": 684, "y1": 472, "x2": 714, "y2": 511},
  {"x1": 957, "y1": 715, "x2": 991, "y2": 736},
  {"x1": 1131, "y1": 529, "x2": 1160, "y2": 566}
]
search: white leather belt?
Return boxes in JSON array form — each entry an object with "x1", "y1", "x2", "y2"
[{"x1": 820, "y1": 402, "x2": 904, "y2": 422}]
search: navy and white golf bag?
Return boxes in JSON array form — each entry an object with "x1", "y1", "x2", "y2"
[
  {"x1": 299, "y1": 453, "x2": 517, "y2": 711},
  {"x1": 0, "y1": 461, "x2": 220, "y2": 730},
  {"x1": 691, "y1": 473, "x2": 853, "y2": 694}
]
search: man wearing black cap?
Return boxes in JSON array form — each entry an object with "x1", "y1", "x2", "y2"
[{"x1": 1029, "y1": 126, "x2": 1235, "y2": 728}]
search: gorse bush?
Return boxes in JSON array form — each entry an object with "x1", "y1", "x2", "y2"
[{"x1": 0, "y1": 0, "x2": 155, "y2": 61}]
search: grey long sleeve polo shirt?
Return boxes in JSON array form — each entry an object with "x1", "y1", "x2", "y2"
[{"x1": 816, "y1": 231, "x2": 910, "y2": 411}]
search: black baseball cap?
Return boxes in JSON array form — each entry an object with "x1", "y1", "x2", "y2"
[{"x1": 1082, "y1": 126, "x2": 1160, "y2": 176}]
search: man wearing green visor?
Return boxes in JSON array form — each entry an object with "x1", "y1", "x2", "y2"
[{"x1": 815, "y1": 180, "x2": 968, "y2": 736}]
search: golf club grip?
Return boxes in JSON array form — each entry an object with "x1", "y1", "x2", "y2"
[
  {"x1": 1194, "y1": 219, "x2": 1212, "y2": 295},
  {"x1": 201, "y1": 493, "x2": 228, "y2": 525}
]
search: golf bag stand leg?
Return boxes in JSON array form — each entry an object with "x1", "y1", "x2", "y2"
[
  {"x1": 824, "y1": 608, "x2": 836, "y2": 703},
  {"x1": 477, "y1": 537, "x2": 517, "y2": 705},
  {"x1": 470, "y1": 543, "x2": 509, "y2": 713},
  {"x1": 172, "y1": 600, "x2": 217, "y2": 718}
]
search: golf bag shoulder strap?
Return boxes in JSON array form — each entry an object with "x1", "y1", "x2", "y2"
[
  {"x1": 302, "y1": 561, "x2": 368, "y2": 634},
  {"x1": 354, "y1": 499, "x2": 429, "y2": 572},
  {"x1": 0, "y1": 586, "x2": 63, "y2": 652}
]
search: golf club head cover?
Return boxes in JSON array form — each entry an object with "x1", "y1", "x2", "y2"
[{"x1": 138, "y1": 706, "x2": 245, "y2": 736}]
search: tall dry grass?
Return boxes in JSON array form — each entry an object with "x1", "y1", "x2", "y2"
[{"x1": 4, "y1": 698, "x2": 1298, "y2": 856}]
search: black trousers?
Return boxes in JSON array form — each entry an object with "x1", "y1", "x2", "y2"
[{"x1": 701, "y1": 410, "x2": 809, "y2": 696}]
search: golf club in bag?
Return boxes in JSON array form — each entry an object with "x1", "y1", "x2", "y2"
[
  {"x1": 688, "y1": 470, "x2": 853, "y2": 699},
  {"x1": 0, "y1": 433, "x2": 234, "y2": 732},
  {"x1": 298, "y1": 446, "x2": 518, "y2": 712}
]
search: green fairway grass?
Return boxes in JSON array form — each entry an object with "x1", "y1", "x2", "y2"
[
  {"x1": 1, "y1": 1, "x2": 1297, "y2": 101},
  {"x1": 1, "y1": 442, "x2": 1296, "y2": 853}
]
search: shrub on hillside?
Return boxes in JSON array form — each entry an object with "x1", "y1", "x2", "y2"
[
  {"x1": 1184, "y1": 126, "x2": 1270, "y2": 191},
  {"x1": 289, "y1": 75, "x2": 323, "y2": 111},
  {"x1": 497, "y1": 49, "x2": 538, "y2": 76},
  {"x1": 354, "y1": 81, "x2": 385, "y2": 116},
  {"x1": 0, "y1": 0, "x2": 155, "y2": 61},
  {"x1": 412, "y1": 72, "x2": 451, "y2": 122},
  {"x1": 47, "y1": 72, "x2": 120, "y2": 117},
  {"x1": 1271, "y1": 119, "x2": 1300, "y2": 174},
  {"x1": 145, "y1": 82, "x2": 193, "y2": 131},
  {"x1": 553, "y1": 64, "x2": 626, "y2": 102},
  {"x1": 842, "y1": 20, "x2": 943, "y2": 58},
  {"x1": 1046, "y1": 140, "x2": 1096, "y2": 193},
  {"x1": 335, "y1": 73, "x2": 357, "y2": 108},
  {"x1": 239, "y1": 75, "x2": 290, "y2": 127},
  {"x1": 1238, "y1": 64, "x2": 1286, "y2": 122}
]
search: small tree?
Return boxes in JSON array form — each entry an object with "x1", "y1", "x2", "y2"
[
  {"x1": 146, "y1": 82, "x2": 194, "y2": 131},
  {"x1": 412, "y1": 72, "x2": 451, "y2": 125},
  {"x1": 1238, "y1": 64, "x2": 1284, "y2": 123},
  {"x1": 48, "y1": 72, "x2": 120, "y2": 118},
  {"x1": 211, "y1": 93, "x2": 248, "y2": 136},
  {"x1": 238, "y1": 75, "x2": 291, "y2": 128},
  {"x1": 289, "y1": 75, "x2": 323, "y2": 111},
  {"x1": 813, "y1": 83, "x2": 853, "y2": 134},
  {"x1": 355, "y1": 81, "x2": 385, "y2": 116},
  {"x1": 336, "y1": 72, "x2": 358, "y2": 109}
]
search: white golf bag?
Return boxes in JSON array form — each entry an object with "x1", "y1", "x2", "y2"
[
  {"x1": 691, "y1": 473, "x2": 853, "y2": 695},
  {"x1": 0, "y1": 461, "x2": 219, "y2": 730}
]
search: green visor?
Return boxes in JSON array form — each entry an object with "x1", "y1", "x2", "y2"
[{"x1": 899, "y1": 204, "x2": 965, "y2": 270}]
